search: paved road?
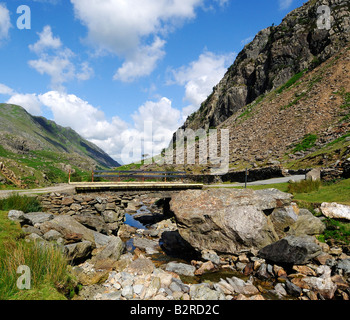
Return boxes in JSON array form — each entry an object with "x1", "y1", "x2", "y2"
[
  {"x1": 207, "y1": 175, "x2": 306, "y2": 188},
  {"x1": 0, "y1": 184, "x2": 76, "y2": 199},
  {"x1": 0, "y1": 175, "x2": 306, "y2": 198}
]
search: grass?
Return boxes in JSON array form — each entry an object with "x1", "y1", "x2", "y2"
[
  {"x1": 0, "y1": 194, "x2": 42, "y2": 213},
  {"x1": 292, "y1": 134, "x2": 318, "y2": 153},
  {"x1": 287, "y1": 179, "x2": 321, "y2": 194},
  {"x1": 276, "y1": 69, "x2": 308, "y2": 94},
  {"x1": 0, "y1": 208, "x2": 74, "y2": 300}
]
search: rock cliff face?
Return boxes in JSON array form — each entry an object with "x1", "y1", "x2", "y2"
[{"x1": 180, "y1": 0, "x2": 350, "y2": 131}]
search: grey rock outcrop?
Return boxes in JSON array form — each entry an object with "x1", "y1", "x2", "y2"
[{"x1": 178, "y1": 0, "x2": 350, "y2": 132}]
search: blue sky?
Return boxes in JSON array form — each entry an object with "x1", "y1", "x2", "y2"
[{"x1": 0, "y1": 0, "x2": 305, "y2": 164}]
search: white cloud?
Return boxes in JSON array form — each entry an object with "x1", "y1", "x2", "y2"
[
  {"x1": 28, "y1": 25, "x2": 93, "y2": 91},
  {"x1": 0, "y1": 83, "x2": 15, "y2": 96},
  {"x1": 114, "y1": 37, "x2": 166, "y2": 82},
  {"x1": 279, "y1": 0, "x2": 293, "y2": 10},
  {"x1": 170, "y1": 50, "x2": 235, "y2": 120},
  {"x1": 7, "y1": 93, "x2": 43, "y2": 116},
  {"x1": 37, "y1": 91, "x2": 181, "y2": 164},
  {"x1": 0, "y1": 3, "x2": 11, "y2": 42},
  {"x1": 70, "y1": 0, "x2": 204, "y2": 81},
  {"x1": 29, "y1": 25, "x2": 62, "y2": 54}
]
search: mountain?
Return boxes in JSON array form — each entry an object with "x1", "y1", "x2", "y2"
[
  {"x1": 0, "y1": 104, "x2": 120, "y2": 187},
  {"x1": 168, "y1": 0, "x2": 350, "y2": 173},
  {"x1": 180, "y1": 0, "x2": 350, "y2": 132}
]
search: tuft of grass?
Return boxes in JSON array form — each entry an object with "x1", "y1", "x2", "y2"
[
  {"x1": 0, "y1": 241, "x2": 70, "y2": 300},
  {"x1": 292, "y1": 134, "x2": 318, "y2": 153},
  {"x1": 276, "y1": 69, "x2": 308, "y2": 94},
  {"x1": 287, "y1": 179, "x2": 321, "y2": 194},
  {"x1": 0, "y1": 194, "x2": 42, "y2": 213}
]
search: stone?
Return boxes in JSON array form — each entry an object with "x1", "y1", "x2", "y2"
[
  {"x1": 39, "y1": 215, "x2": 96, "y2": 244},
  {"x1": 190, "y1": 284, "x2": 225, "y2": 300},
  {"x1": 74, "y1": 213, "x2": 109, "y2": 235},
  {"x1": 274, "y1": 283, "x2": 287, "y2": 298},
  {"x1": 165, "y1": 262, "x2": 196, "y2": 277},
  {"x1": 94, "y1": 236, "x2": 124, "y2": 262},
  {"x1": 306, "y1": 169, "x2": 321, "y2": 181},
  {"x1": 72, "y1": 262, "x2": 109, "y2": 286},
  {"x1": 8, "y1": 210, "x2": 27, "y2": 224},
  {"x1": 126, "y1": 258, "x2": 155, "y2": 275},
  {"x1": 337, "y1": 259, "x2": 350, "y2": 276},
  {"x1": 320, "y1": 202, "x2": 350, "y2": 221},
  {"x1": 102, "y1": 210, "x2": 122, "y2": 224},
  {"x1": 194, "y1": 261, "x2": 215, "y2": 276},
  {"x1": 300, "y1": 266, "x2": 337, "y2": 300},
  {"x1": 289, "y1": 215, "x2": 326, "y2": 236},
  {"x1": 144, "y1": 277, "x2": 161, "y2": 300},
  {"x1": 122, "y1": 285, "x2": 134, "y2": 299},
  {"x1": 64, "y1": 241, "x2": 93, "y2": 262},
  {"x1": 258, "y1": 235, "x2": 322, "y2": 265},
  {"x1": 25, "y1": 212, "x2": 54, "y2": 225},
  {"x1": 133, "y1": 238, "x2": 160, "y2": 255},
  {"x1": 171, "y1": 189, "x2": 293, "y2": 254},
  {"x1": 285, "y1": 279, "x2": 302, "y2": 297},
  {"x1": 201, "y1": 249, "x2": 221, "y2": 265},
  {"x1": 43, "y1": 229, "x2": 62, "y2": 241}
]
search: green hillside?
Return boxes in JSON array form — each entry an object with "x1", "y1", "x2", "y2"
[{"x1": 0, "y1": 104, "x2": 119, "y2": 188}]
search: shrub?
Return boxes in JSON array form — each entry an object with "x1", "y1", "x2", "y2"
[
  {"x1": 0, "y1": 194, "x2": 42, "y2": 213},
  {"x1": 288, "y1": 179, "x2": 321, "y2": 194}
]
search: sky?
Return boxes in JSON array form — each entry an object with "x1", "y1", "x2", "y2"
[{"x1": 0, "y1": 0, "x2": 306, "y2": 164}]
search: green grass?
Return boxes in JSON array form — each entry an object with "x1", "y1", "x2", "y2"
[
  {"x1": 276, "y1": 69, "x2": 308, "y2": 94},
  {"x1": 292, "y1": 134, "x2": 318, "y2": 153},
  {"x1": 287, "y1": 179, "x2": 321, "y2": 194},
  {"x1": 0, "y1": 210, "x2": 74, "y2": 300},
  {"x1": 0, "y1": 194, "x2": 42, "y2": 213}
]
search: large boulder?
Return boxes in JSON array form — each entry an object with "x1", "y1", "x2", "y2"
[
  {"x1": 170, "y1": 189, "x2": 294, "y2": 254},
  {"x1": 258, "y1": 235, "x2": 322, "y2": 265},
  {"x1": 320, "y1": 202, "x2": 350, "y2": 221},
  {"x1": 39, "y1": 215, "x2": 96, "y2": 244}
]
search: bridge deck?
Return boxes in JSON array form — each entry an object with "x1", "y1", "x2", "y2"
[{"x1": 69, "y1": 182, "x2": 203, "y2": 192}]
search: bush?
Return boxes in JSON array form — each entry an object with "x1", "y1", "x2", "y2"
[
  {"x1": 288, "y1": 179, "x2": 321, "y2": 194},
  {"x1": 0, "y1": 194, "x2": 42, "y2": 213}
]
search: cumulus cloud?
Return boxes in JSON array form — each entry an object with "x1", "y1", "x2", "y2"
[
  {"x1": 28, "y1": 25, "x2": 93, "y2": 91},
  {"x1": 70, "y1": 0, "x2": 205, "y2": 81},
  {"x1": 38, "y1": 91, "x2": 181, "y2": 164},
  {"x1": 170, "y1": 50, "x2": 235, "y2": 120},
  {"x1": 7, "y1": 93, "x2": 43, "y2": 116},
  {"x1": 0, "y1": 3, "x2": 11, "y2": 42}
]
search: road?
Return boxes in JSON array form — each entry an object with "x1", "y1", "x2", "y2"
[
  {"x1": 207, "y1": 175, "x2": 306, "y2": 188},
  {"x1": 0, "y1": 175, "x2": 306, "y2": 198},
  {"x1": 0, "y1": 184, "x2": 76, "y2": 199}
]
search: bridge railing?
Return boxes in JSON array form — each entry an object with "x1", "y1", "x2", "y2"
[{"x1": 90, "y1": 170, "x2": 188, "y2": 183}]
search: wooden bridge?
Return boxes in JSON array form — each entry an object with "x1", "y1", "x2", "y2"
[{"x1": 68, "y1": 169, "x2": 203, "y2": 192}]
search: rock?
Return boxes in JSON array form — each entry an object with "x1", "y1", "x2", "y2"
[
  {"x1": 126, "y1": 258, "x2": 155, "y2": 275},
  {"x1": 274, "y1": 283, "x2": 287, "y2": 298},
  {"x1": 195, "y1": 261, "x2": 216, "y2": 276},
  {"x1": 94, "y1": 236, "x2": 124, "y2": 262},
  {"x1": 8, "y1": 210, "x2": 28, "y2": 224},
  {"x1": 285, "y1": 280, "x2": 302, "y2": 297},
  {"x1": 289, "y1": 215, "x2": 326, "y2": 236},
  {"x1": 258, "y1": 235, "x2": 322, "y2": 265},
  {"x1": 43, "y1": 229, "x2": 62, "y2": 241},
  {"x1": 74, "y1": 213, "x2": 109, "y2": 235},
  {"x1": 144, "y1": 277, "x2": 161, "y2": 300},
  {"x1": 336, "y1": 259, "x2": 350, "y2": 276},
  {"x1": 121, "y1": 285, "x2": 134, "y2": 299},
  {"x1": 226, "y1": 276, "x2": 259, "y2": 295},
  {"x1": 64, "y1": 241, "x2": 93, "y2": 262},
  {"x1": 190, "y1": 283, "x2": 225, "y2": 300},
  {"x1": 321, "y1": 202, "x2": 350, "y2": 221},
  {"x1": 201, "y1": 249, "x2": 221, "y2": 265},
  {"x1": 39, "y1": 215, "x2": 96, "y2": 244},
  {"x1": 306, "y1": 169, "x2": 321, "y2": 181},
  {"x1": 24, "y1": 212, "x2": 54, "y2": 225},
  {"x1": 171, "y1": 189, "x2": 293, "y2": 254},
  {"x1": 300, "y1": 266, "x2": 337, "y2": 300},
  {"x1": 270, "y1": 205, "x2": 298, "y2": 237},
  {"x1": 165, "y1": 262, "x2": 196, "y2": 277},
  {"x1": 102, "y1": 210, "x2": 123, "y2": 224},
  {"x1": 72, "y1": 262, "x2": 109, "y2": 286},
  {"x1": 133, "y1": 237, "x2": 160, "y2": 255}
]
